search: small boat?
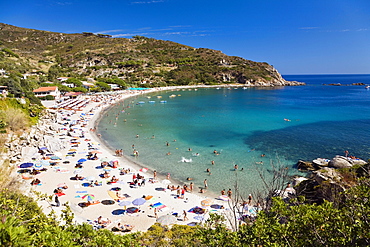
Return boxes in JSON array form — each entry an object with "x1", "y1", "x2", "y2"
[
  {"x1": 148, "y1": 101, "x2": 155, "y2": 104},
  {"x1": 159, "y1": 100, "x2": 167, "y2": 103},
  {"x1": 157, "y1": 96, "x2": 162, "y2": 99},
  {"x1": 284, "y1": 118, "x2": 291, "y2": 122},
  {"x1": 180, "y1": 157, "x2": 192, "y2": 163},
  {"x1": 169, "y1": 94, "x2": 176, "y2": 98},
  {"x1": 242, "y1": 87, "x2": 248, "y2": 90},
  {"x1": 146, "y1": 96, "x2": 151, "y2": 99}
]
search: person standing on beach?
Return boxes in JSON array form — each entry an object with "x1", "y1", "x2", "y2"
[
  {"x1": 189, "y1": 182, "x2": 193, "y2": 192},
  {"x1": 183, "y1": 210, "x2": 188, "y2": 221},
  {"x1": 221, "y1": 189, "x2": 225, "y2": 195},
  {"x1": 55, "y1": 195, "x2": 60, "y2": 207},
  {"x1": 204, "y1": 179, "x2": 208, "y2": 189},
  {"x1": 153, "y1": 170, "x2": 157, "y2": 180},
  {"x1": 227, "y1": 189, "x2": 232, "y2": 199}
]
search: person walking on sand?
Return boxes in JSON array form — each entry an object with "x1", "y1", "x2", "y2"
[{"x1": 183, "y1": 210, "x2": 188, "y2": 221}]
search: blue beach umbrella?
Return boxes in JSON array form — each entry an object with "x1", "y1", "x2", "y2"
[
  {"x1": 119, "y1": 201, "x2": 131, "y2": 207},
  {"x1": 19, "y1": 163, "x2": 33, "y2": 168},
  {"x1": 132, "y1": 198, "x2": 146, "y2": 206},
  {"x1": 77, "y1": 158, "x2": 87, "y2": 163}
]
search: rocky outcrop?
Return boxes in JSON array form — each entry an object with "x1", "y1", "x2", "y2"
[
  {"x1": 2, "y1": 110, "x2": 66, "y2": 164},
  {"x1": 294, "y1": 155, "x2": 368, "y2": 203},
  {"x1": 328, "y1": 155, "x2": 367, "y2": 168}
]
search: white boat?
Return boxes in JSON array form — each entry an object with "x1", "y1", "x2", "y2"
[
  {"x1": 180, "y1": 157, "x2": 192, "y2": 163},
  {"x1": 160, "y1": 100, "x2": 167, "y2": 103}
]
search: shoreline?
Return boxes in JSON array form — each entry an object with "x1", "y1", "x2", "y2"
[
  {"x1": 22, "y1": 86, "x2": 231, "y2": 232},
  {"x1": 92, "y1": 88, "x2": 220, "y2": 200}
]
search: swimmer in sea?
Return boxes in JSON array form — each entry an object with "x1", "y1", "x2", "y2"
[{"x1": 211, "y1": 160, "x2": 215, "y2": 165}]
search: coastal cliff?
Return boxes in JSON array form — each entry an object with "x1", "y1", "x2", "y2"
[{"x1": 0, "y1": 23, "x2": 304, "y2": 94}]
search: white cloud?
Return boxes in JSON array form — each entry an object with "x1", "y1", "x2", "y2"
[
  {"x1": 299, "y1": 27, "x2": 319, "y2": 30},
  {"x1": 131, "y1": 0, "x2": 164, "y2": 4}
]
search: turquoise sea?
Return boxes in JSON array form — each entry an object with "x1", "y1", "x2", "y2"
[{"x1": 97, "y1": 74, "x2": 370, "y2": 195}]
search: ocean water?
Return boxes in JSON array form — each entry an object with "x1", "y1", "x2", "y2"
[{"x1": 97, "y1": 74, "x2": 370, "y2": 195}]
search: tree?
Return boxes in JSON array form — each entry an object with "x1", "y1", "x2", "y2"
[
  {"x1": 95, "y1": 81, "x2": 111, "y2": 91},
  {"x1": 65, "y1": 78, "x2": 82, "y2": 87}
]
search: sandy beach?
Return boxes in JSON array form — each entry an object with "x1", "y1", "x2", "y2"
[{"x1": 19, "y1": 87, "x2": 237, "y2": 233}]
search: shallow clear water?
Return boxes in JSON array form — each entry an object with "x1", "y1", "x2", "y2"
[{"x1": 97, "y1": 74, "x2": 370, "y2": 195}]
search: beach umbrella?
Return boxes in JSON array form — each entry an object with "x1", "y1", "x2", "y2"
[
  {"x1": 119, "y1": 201, "x2": 131, "y2": 207},
  {"x1": 90, "y1": 150, "x2": 102, "y2": 154},
  {"x1": 33, "y1": 163, "x2": 43, "y2": 170},
  {"x1": 112, "y1": 209, "x2": 125, "y2": 215},
  {"x1": 69, "y1": 149, "x2": 77, "y2": 151},
  {"x1": 85, "y1": 176, "x2": 96, "y2": 181},
  {"x1": 82, "y1": 194, "x2": 95, "y2": 201},
  {"x1": 77, "y1": 158, "x2": 87, "y2": 163},
  {"x1": 201, "y1": 198, "x2": 213, "y2": 208},
  {"x1": 139, "y1": 168, "x2": 148, "y2": 173},
  {"x1": 100, "y1": 157, "x2": 109, "y2": 162},
  {"x1": 132, "y1": 198, "x2": 146, "y2": 206},
  {"x1": 162, "y1": 179, "x2": 171, "y2": 185},
  {"x1": 50, "y1": 156, "x2": 61, "y2": 160},
  {"x1": 39, "y1": 147, "x2": 48, "y2": 151},
  {"x1": 19, "y1": 163, "x2": 34, "y2": 168},
  {"x1": 218, "y1": 195, "x2": 230, "y2": 201},
  {"x1": 39, "y1": 160, "x2": 50, "y2": 166},
  {"x1": 101, "y1": 200, "x2": 115, "y2": 205},
  {"x1": 126, "y1": 207, "x2": 139, "y2": 214},
  {"x1": 156, "y1": 215, "x2": 177, "y2": 225}
]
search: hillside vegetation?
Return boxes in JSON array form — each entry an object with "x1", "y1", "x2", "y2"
[{"x1": 0, "y1": 23, "x2": 301, "y2": 98}]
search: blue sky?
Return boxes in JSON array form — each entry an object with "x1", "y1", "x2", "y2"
[{"x1": 1, "y1": 0, "x2": 369, "y2": 74}]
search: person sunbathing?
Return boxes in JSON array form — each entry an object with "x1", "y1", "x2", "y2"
[
  {"x1": 110, "y1": 175, "x2": 119, "y2": 183},
  {"x1": 116, "y1": 223, "x2": 133, "y2": 232},
  {"x1": 75, "y1": 163, "x2": 83, "y2": 169},
  {"x1": 31, "y1": 178, "x2": 41, "y2": 185},
  {"x1": 75, "y1": 174, "x2": 84, "y2": 180},
  {"x1": 97, "y1": 216, "x2": 111, "y2": 226},
  {"x1": 103, "y1": 171, "x2": 110, "y2": 178}
]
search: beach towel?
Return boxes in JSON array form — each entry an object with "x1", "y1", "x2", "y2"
[
  {"x1": 158, "y1": 205, "x2": 168, "y2": 212},
  {"x1": 150, "y1": 202, "x2": 163, "y2": 208},
  {"x1": 55, "y1": 192, "x2": 65, "y2": 197},
  {"x1": 76, "y1": 190, "x2": 88, "y2": 193}
]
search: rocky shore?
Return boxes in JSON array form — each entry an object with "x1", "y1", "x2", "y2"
[{"x1": 293, "y1": 155, "x2": 369, "y2": 203}]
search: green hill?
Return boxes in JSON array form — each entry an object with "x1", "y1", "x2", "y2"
[{"x1": 0, "y1": 23, "x2": 303, "y2": 97}]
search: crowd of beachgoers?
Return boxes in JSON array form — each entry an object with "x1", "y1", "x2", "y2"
[{"x1": 17, "y1": 87, "x2": 260, "y2": 232}]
